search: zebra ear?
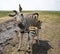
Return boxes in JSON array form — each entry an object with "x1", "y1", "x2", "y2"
[
  {"x1": 33, "y1": 13, "x2": 39, "y2": 16},
  {"x1": 19, "y1": 4, "x2": 22, "y2": 12},
  {"x1": 9, "y1": 10, "x2": 17, "y2": 17},
  {"x1": 32, "y1": 13, "x2": 39, "y2": 19},
  {"x1": 36, "y1": 21, "x2": 42, "y2": 29}
]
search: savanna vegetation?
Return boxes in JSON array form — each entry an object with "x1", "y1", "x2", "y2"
[{"x1": 0, "y1": 11, "x2": 60, "y2": 54}]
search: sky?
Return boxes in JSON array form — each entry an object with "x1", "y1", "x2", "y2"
[{"x1": 0, "y1": 0, "x2": 60, "y2": 11}]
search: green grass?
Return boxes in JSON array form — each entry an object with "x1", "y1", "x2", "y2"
[
  {"x1": 23, "y1": 11, "x2": 60, "y2": 15},
  {"x1": 0, "y1": 11, "x2": 13, "y2": 17},
  {"x1": 39, "y1": 11, "x2": 60, "y2": 15},
  {"x1": 0, "y1": 11, "x2": 60, "y2": 23},
  {"x1": 0, "y1": 11, "x2": 60, "y2": 17}
]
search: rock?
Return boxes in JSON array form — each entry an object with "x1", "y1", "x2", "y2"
[{"x1": 0, "y1": 19, "x2": 19, "y2": 54}]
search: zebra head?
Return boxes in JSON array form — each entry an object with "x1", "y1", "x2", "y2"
[
  {"x1": 9, "y1": 3, "x2": 40, "y2": 30},
  {"x1": 9, "y1": 10, "x2": 24, "y2": 23},
  {"x1": 9, "y1": 4, "x2": 23, "y2": 23}
]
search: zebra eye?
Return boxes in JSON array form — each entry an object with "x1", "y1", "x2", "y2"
[
  {"x1": 21, "y1": 14, "x2": 23, "y2": 16},
  {"x1": 35, "y1": 16, "x2": 37, "y2": 19},
  {"x1": 33, "y1": 15, "x2": 37, "y2": 19}
]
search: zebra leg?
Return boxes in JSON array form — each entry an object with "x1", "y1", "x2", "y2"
[
  {"x1": 30, "y1": 31, "x2": 34, "y2": 46},
  {"x1": 18, "y1": 32, "x2": 23, "y2": 51},
  {"x1": 27, "y1": 32, "x2": 30, "y2": 49},
  {"x1": 30, "y1": 34, "x2": 34, "y2": 52},
  {"x1": 37, "y1": 35, "x2": 39, "y2": 44},
  {"x1": 37, "y1": 29, "x2": 39, "y2": 44},
  {"x1": 20, "y1": 33, "x2": 23, "y2": 48}
]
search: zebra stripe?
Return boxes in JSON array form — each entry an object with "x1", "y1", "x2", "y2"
[{"x1": 30, "y1": 30, "x2": 37, "y2": 37}]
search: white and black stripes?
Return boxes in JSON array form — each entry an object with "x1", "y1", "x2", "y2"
[
  {"x1": 8, "y1": 4, "x2": 42, "y2": 50},
  {"x1": 30, "y1": 30, "x2": 37, "y2": 37}
]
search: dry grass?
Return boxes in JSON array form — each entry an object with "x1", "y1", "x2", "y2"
[{"x1": 0, "y1": 11, "x2": 60, "y2": 54}]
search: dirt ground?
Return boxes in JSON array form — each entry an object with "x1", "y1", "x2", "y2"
[{"x1": 0, "y1": 14, "x2": 60, "y2": 54}]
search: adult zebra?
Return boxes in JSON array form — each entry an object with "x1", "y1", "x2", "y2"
[{"x1": 9, "y1": 5, "x2": 42, "y2": 51}]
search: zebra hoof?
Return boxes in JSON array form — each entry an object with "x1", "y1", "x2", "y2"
[
  {"x1": 17, "y1": 48, "x2": 20, "y2": 52},
  {"x1": 27, "y1": 45, "x2": 30, "y2": 50}
]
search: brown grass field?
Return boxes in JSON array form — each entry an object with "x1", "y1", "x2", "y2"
[{"x1": 0, "y1": 11, "x2": 60, "y2": 54}]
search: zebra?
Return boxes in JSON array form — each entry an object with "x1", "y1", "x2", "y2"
[{"x1": 9, "y1": 4, "x2": 42, "y2": 51}]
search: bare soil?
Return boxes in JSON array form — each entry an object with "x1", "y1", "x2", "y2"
[{"x1": 0, "y1": 15, "x2": 60, "y2": 54}]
